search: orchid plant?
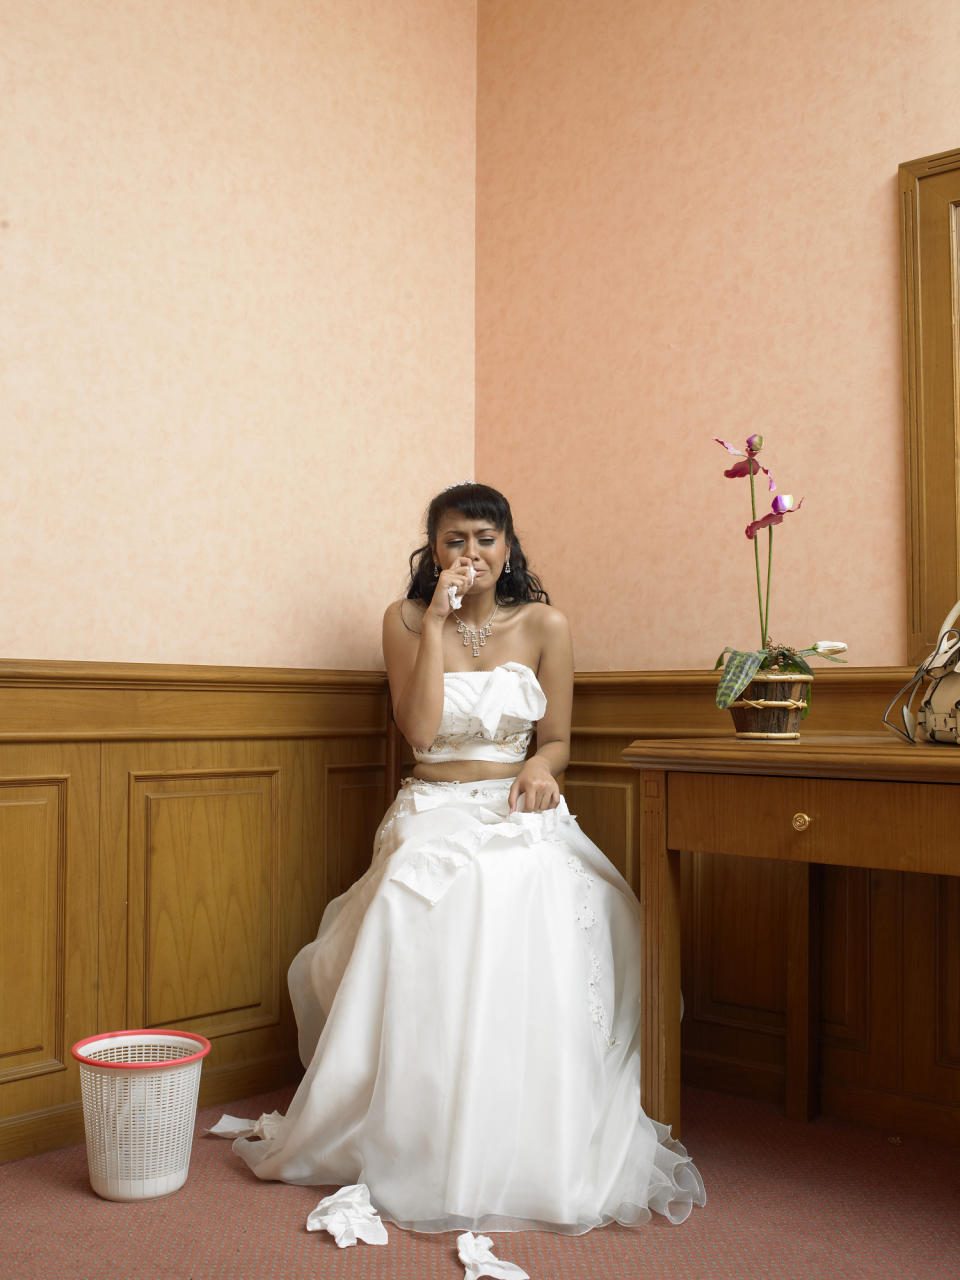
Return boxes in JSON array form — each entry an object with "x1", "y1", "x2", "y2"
[{"x1": 713, "y1": 434, "x2": 847, "y2": 711}]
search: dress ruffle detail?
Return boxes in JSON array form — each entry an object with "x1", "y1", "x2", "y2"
[{"x1": 468, "y1": 663, "x2": 546, "y2": 736}]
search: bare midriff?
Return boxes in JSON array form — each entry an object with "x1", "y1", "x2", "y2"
[{"x1": 412, "y1": 759, "x2": 520, "y2": 783}]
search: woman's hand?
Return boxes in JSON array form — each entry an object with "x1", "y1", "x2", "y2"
[
  {"x1": 508, "y1": 757, "x2": 561, "y2": 813},
  {"x1": 426, "y1": 557, "x2": 475, "y2": 622}
]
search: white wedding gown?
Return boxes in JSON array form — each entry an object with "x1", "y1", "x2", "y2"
[{"x1": 234, "y1": 663, "x2": 705, "y2": 1233}]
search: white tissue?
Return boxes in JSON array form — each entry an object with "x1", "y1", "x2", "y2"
[
  {"x1": 208, "y1": 1111, "x2": 284, "y2": 1139},
  {"x1": 306, "y1": 1183, "x2": 389, "y2": 1248},
  {"x1": 456, "y1": 1232, "x2": 529, "y2": 1280},
  {"x1": 447, "y1": 564, "x2": 476, "y2": 610}
]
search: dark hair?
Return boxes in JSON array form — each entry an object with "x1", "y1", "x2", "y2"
[{"x1": 406, "y1": 483, "x2": 550, "y2": 605}]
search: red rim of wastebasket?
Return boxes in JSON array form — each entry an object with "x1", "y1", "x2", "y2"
[{"x1": 71, "y1": 1029, "x2": 212, "y2": 1069}]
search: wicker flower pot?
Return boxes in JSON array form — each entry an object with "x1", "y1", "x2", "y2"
[{"x1": 727, "y1": 671, "x2": 813, "y2": 739}]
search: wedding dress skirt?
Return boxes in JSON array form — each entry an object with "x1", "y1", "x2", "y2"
[{"x1": 234, "y1": 776, "x2": 705, "y2": 1233}]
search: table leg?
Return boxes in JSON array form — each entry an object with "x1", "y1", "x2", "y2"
[{"x1": 639, "y1": 769, "x2": 683, "y2": 1133}]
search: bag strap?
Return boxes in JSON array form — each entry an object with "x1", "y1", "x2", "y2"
[
  {"x1": 882, "y1": 671, "x2": 925, "y2": 742},
  {"x1": 921, "y1": 605, "x2": 960, "y2": 678},
  {"x1": 937, "y1": 599, "x2": 960, "y2": 643}
]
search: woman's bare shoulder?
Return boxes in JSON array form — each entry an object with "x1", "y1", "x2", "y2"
[
  {"x1": 383, "y1": 597, "x2": 426, "y2": 632},
  {"x1": 515, "y1": 601, "x2": 570, "y2": 641},
  {"x1": 506, "y1": 602, "x2": 572, "y2": 674}
]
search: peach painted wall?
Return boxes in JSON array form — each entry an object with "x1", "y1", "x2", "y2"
[
  {"x1": 476, "y1": 0, "x2": 960, "y2": 670},
  {"x1": 3, "y1": 0, "x2": 475, "y2": 669}
]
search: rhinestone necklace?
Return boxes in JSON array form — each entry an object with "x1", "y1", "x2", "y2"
[{"x1": 456, "y1": 604, "x2": 499, "y2": 657}]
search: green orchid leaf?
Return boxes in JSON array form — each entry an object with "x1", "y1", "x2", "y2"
[
  {"x1": 784, "y1": 653, "x2": 815, "y2": 677},
  {"x1": 816, "y1": 653, "x2": 847, "y2": 663},
  {"x1": 801, "y1": 682, "x2": 812, "y2": 719},
  {"x1": 716, "y1": 649, "x2": 765, "y2": 709},
  {"x1": 713, "y1": 647, "x2": 735, "y2": 670}
]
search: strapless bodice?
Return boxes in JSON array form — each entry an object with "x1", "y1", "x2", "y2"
[{"x1": 410, "y1": 662, "x2": 546, "y2": 764}]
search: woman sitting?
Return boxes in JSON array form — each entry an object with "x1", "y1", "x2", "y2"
[{"x1": 234, "y1": 482, "x2": 705, "y2": 1234}]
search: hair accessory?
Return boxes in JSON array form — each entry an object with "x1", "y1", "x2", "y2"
[
  {"x1": 457, "y1": 605, "x2": 499, "y2": 658},
  {"x1": 441, "y1": 480, "x2": 474, "y2": 493}
]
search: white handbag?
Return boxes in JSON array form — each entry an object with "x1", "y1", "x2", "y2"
[{"x1": 884, "y1": 600, "x2": 960, "y2": 742}]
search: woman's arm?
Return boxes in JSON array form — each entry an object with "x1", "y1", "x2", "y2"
[
  {"x1": 382, "y1": 559, "x2": 474, "y2": 751},
  {"x1": 507, "y1": 607, "x2": 574, "y2": 812},
  {"x1": 382, "y1": 601, "x2": 444, "y2": 751}
]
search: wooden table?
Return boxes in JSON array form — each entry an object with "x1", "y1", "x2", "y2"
[{"x1": 621, "y1": 733, "x2": 960, "y2": 1133}]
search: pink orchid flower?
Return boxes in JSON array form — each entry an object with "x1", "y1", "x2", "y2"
[
  {"x1": 745, "y1": 493, "x2": 804, "y2": 540},
  {"x1": 713, "y1": 437, "x2": 776, "y2": 491}
]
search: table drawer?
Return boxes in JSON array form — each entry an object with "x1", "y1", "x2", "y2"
[{"x1": 667, "y1": 772, "x2": 960, "y2": 874}]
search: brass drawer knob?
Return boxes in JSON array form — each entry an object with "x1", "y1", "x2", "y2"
[{"x1": 792, "y1": 812, "x2": 811, "y2": 831}]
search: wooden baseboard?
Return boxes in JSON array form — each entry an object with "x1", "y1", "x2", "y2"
[
  {"x1": 821, "y1": 1081, "x2": 960, "y2": 1145},
  {"x1": 0, "y1": 1101, "x2": 85, "y2": 1163},
  {"x1": 681, "y1": 1050, "x2": 784, "y2": 1106},
  {"x1": 0, "y1": 1054, "x2": 304, "y2": 1165},
  {"x1": 197, "y1": 1053, "x2": 303, "y2": 1112}
]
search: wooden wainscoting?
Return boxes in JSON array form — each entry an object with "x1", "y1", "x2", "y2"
[
  {"x1": 0, "y1": 661, "x2": 391, "y2": 1162},
  {"x1": 570, "y1": 667, "x2": 960, "y2": 1141},
  {"x1": 5, "y1": 660, "x2": 957, "y2": 1160}
]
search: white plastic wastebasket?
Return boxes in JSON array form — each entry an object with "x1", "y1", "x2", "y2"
[{"x1": 71, "y1": 1029, "x2": 211, "y2": 1201}]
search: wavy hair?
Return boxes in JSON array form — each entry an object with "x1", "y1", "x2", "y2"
[{"x1": 406, "y1": 483, "x2": 550, "y2": 606}]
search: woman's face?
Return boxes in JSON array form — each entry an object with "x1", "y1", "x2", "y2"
[{"x1": 432, "y1": 510, "x2": 509, "y2": 588}]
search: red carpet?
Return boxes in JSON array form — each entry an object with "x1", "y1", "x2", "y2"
[{"x1": 3, "y1": 1087, "x2": 958, "y2": 1279}]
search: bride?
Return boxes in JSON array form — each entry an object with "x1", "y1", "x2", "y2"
[{"x1": 234, "y1": 483, "x2": 705, "y2": 1234}]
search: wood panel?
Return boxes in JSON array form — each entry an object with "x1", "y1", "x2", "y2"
[
  {"x1": 0, "y1": 660, "x2": 387, "y2": 742},
  {"x1": 563, "y1": 766, "x2": 639, "y2": 887},
  {"x1": 679, "y1": 851, "x2": 788, "y2": 1103},
  {"x1": 820, "y1": 869, "x2": 902, "y2": 1100},
  {"x1": 132, "y1": 766, "x2": 280, "y2": 1037},
  {"x1": 99, "y1": 735, "x2": 387, "y2": 1102},
  {"x1": 571, "y1": 667, "x2": 913, "y2": 739},
  {"x1": 0, "y1": 745, "x2": 99, "y2": 1160},
  {"x1": 0, "y1": 662, "x2": 389, "y2": 1163},
  {"x1": 0, "y1": 780, "x2": 66, "y2": 1082},
  {"x1": 819, "y1": 867, "x2": 870, "y2": 1049},
  {"x1": 323, "y1": 764, "x2": 387, "y2": 904},
  {"x1": 902, "y1": 874, "x2": 960, "y2": 1104}
]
